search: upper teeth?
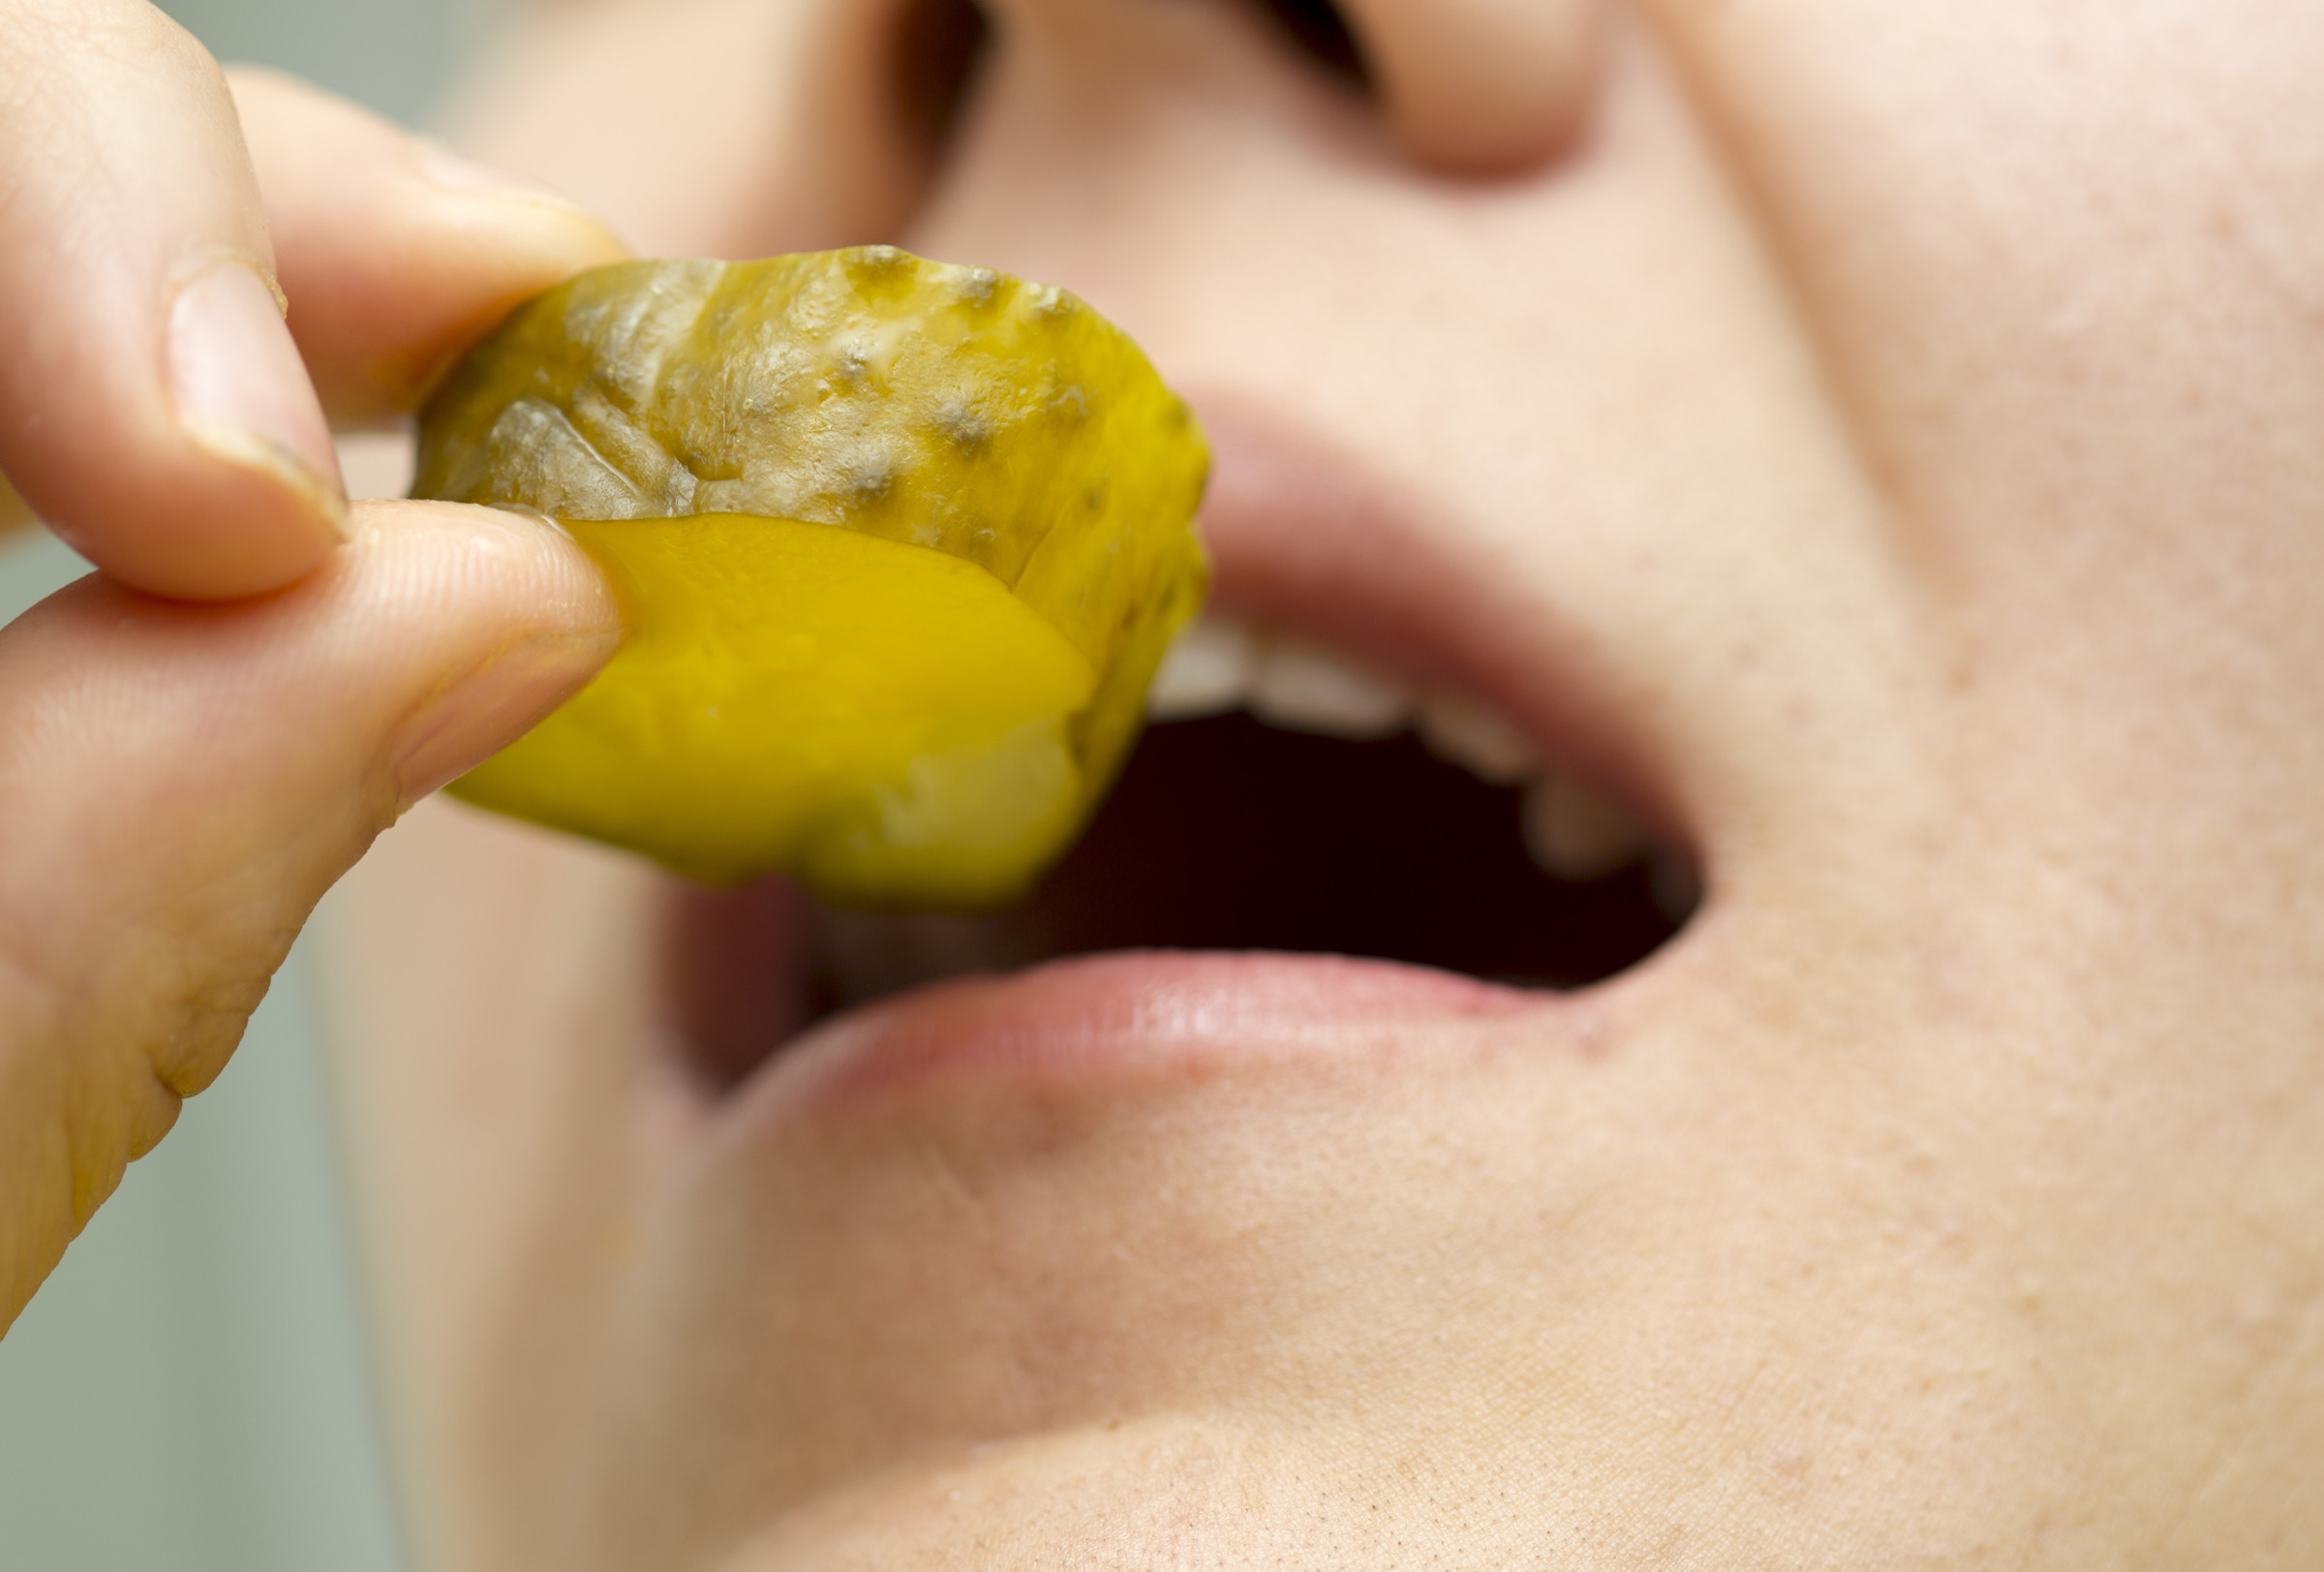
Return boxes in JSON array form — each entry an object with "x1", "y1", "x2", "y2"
[
  {"x1": 1143, "y1": 615, "x2": 1256, "y2": 722},
  {"x1": 1415, "y1": 691, "x2": 1534, "y2": 785},
  {"x1": 1147, "y1": 613, "x2": 1656, "y2": 881},
  {"x1": 1250, "y1": 636, "x2": 1409, "y2": 739},
  {"x1": 1521, "y1": 773, "x2": 1649, "y2": 881}
]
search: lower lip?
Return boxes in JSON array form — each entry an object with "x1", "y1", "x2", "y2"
[{"x1": 736, "y1": 950, "x2": 1547, "y2": 1113}]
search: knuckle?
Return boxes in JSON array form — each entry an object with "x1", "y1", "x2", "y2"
[
  {"x1": 1, "y1": 0, "x2": 207, "y2": 76},
  {"x1": 147, "y1": 949, "x2": 275, "y2": 1100},
  {"x1": 0, "y1": 897, "x2": 277, "y2": 1236},
  {"x1": 0, "y1": 2, "x2": 232, "y2": 179}
]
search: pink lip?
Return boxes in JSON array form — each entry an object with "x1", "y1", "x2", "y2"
[
  {"x1": 688, "y1": 393, "x2": 1693, "y2": 1124},
  {"x1": 1190, "y1": 394, "x2": 1692, "y2": 845},
  {"x1": 736, "y1": 952, "x2": 1550, "y2": 1117}
]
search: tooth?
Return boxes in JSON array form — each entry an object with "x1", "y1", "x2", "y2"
[
  {"x1": 1248, "y1": 635, "x2": 1412, "y2": 739},
  {"x1": 1521, "y1": 774, "x2": 1652, "y2": 879},
  {"x1": 1147, "y1": 615, "x2": 1257, "y2": 721},
  {"x1": 1417, "y1": 691, "x2": 1536, "y2": 784},
  {"x1": 1648, "y1": 852, "x2": 1703, "y2": 921}
]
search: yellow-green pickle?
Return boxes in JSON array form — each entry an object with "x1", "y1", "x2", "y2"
[{"x1": 412, "y1": 247, "x2": 1210, "y2": 908}]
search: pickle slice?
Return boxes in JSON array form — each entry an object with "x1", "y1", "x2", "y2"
[{"x1": 412, "y1": 248, "x2": 1208, "y2": 908}]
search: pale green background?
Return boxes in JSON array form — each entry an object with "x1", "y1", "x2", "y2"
[{"x1": 0, "y1": 3, "x2": 506, "y2": 1566}]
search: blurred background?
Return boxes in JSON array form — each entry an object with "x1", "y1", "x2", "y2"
[{"x1": 0, "y1": 2, "x2": 507, "y2": 1566}]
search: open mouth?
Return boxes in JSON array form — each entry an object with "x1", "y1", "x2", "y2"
[{"x1": 664, "y1": 612, "x2": 1697, "y2": 1094}]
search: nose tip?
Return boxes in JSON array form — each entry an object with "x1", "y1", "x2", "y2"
[
  {"x1": 976, "y1": 0, "x2": 1607, "y2": 178},
  {"x1": 1342, "y1": 0, "x2": 1608, "y2": 172}
]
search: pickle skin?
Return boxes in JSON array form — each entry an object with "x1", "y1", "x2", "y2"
[{"x1": 412, "y1": 248, "x2": 1209, "y2": 909}]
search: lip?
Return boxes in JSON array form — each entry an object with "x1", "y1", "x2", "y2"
[
  {"x1": 1186, "y1": 392, "x2": 1694, "y2": 847},
  {"x1": 725, "y1": 950, "x2": 1552, "y2": 1120},
  {"x1": 676, "y1": 390, "x2": 1697, "y2": 1124}
]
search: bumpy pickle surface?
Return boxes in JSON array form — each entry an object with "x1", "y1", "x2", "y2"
[{"x1": 412, "y1": 248, "x2": 1210, "y2": 908}]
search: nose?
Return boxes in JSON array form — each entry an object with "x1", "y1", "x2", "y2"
[
  {"x1": 453, "y1": 0, "x2": 1602, "y2": 260},
  {"x1": 970, "y1": 0, "x2": 1605, "y2": 173},
  {"x1": 1336, "y1": 0, "x2": 1605, "y2": 170}
]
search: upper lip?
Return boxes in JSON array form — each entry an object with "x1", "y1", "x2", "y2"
[
  {"x1": 670, "y1": 389, "x2": 1705, "y2": 1124},
  {"x1": 1184, "y1": 389, "x2": 1693, "y2": 850}
]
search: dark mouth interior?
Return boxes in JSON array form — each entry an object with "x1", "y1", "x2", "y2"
[{"x1": 665, "y1": 712, "x2": 1693, "y2": 1093}]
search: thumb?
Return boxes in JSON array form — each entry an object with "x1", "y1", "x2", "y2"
[{"x1": 0, "y1": 501, "x2": 619, "y2": 1334}]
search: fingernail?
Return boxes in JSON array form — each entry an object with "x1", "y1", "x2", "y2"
[
  {"x1": 417, "y1": 142, "x2": 557, "y2": 199},
  {"x1": 417, "y1": 143, "x2": 628, "y2": 245},
  {"x1": 392, "y1": 634, "x2": 617, "y2": 809},
  {"x1": 167, "y1": 257, "x2": 348, "y2": 537}
]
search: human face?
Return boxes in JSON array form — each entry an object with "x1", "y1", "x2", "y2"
[{"x1": 327, "y1": 1, "x2": 2324, "y2": 1566}]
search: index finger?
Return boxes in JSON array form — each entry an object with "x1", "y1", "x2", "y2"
[
  {"x1": 0, "y1": 1, "x2": 357, "y2": 600},
  {"x1": 0, "y1": 0, "x2": 340, "y2": 600}
]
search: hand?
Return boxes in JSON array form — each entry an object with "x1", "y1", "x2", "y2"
[{"x1": 0, "y1": 0, "x2": 630, "y2": 1334}]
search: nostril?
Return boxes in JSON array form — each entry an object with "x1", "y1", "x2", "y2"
[
  {"x1": 1242, "y1": 0, "x2": 1373, "y2": 93},
  {"x1": 892, "y1": 0, "x2": 994, "y2": 168}
]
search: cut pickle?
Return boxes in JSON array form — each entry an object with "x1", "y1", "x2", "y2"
[{"x1": 412, "y1": 248, "x2": 1208, "y2": 908}]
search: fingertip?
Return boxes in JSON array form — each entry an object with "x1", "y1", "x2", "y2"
[
  {"x1": 0, "y1": 32, "x2": 351, "y2": 604},
  {"x1": 413, "y1": 140, "x2": 635, "y2": 264},
  {"x1": 375, "y1": 149, "x2": 635, "y2": 410},
  {"x1": 43, "y1": 465, "x2": 349, "y2": 606},
  {"x1": 388, "y1": 629, "x2": 618, "y2": 809},
  {"x1": 341, "y1": 499, "x2": 624, "y2": 807},
  {"x1": 45, "y1": 437, "x2": 349, "y2": 603},
  {"x1": 180, "y1": 418, "x2": 349, "y2": 543},
  {"x1": 166, "y1": 255, "x2": 347, "y2": 510},
  {"x1": 349, "y1": 498, "x2": 626, "y2": 655},
  {"x1": 231, "y1": 73, "x2": 633, "y2": 421}
]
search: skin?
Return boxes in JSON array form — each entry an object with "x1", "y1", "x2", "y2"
[
  {"x1": 0, "y1": 0, "x2": 626, "y2": 1334},
  {"x1": 6, "y1": 0, "x2": 2323, "y2": 1566}
]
